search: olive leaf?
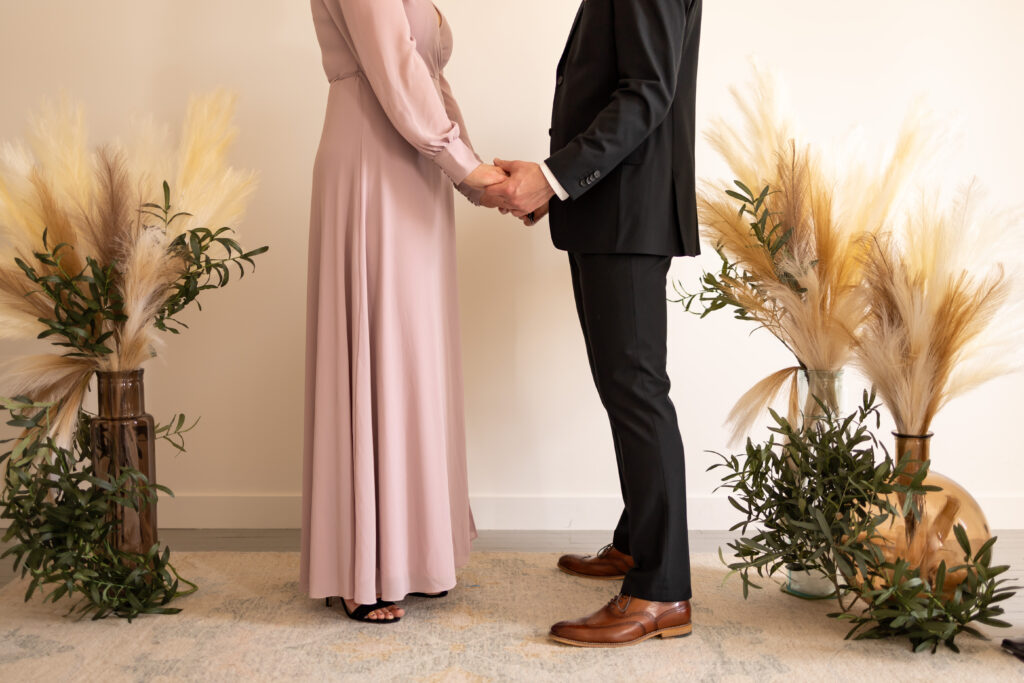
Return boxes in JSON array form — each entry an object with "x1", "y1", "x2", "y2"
[
  {"x1": 0, "y1": 399, "x2": 197, "y2": 621},
  {"x1": 713, "y1": 390, "x2": 1018, "y2": 652}
]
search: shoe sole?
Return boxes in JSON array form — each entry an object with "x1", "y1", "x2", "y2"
[
  {"x1": 549, "y1": 624, "x2": 693, "y2": 648},
  {"x1": 557, "y1": 565, "x2": 627, "y2": 581}
]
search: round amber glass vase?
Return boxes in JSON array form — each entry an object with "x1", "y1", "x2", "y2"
[
  {"x1": 90, "y1": 369, "x2": 158, "y2": 554},
  {"x1": 872, "y1": 432, "x2": 991, "y2": 598}
]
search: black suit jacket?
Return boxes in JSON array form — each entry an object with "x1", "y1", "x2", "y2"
[{"x1": 546, "y1": 0, "x2": 702, "y2": 256}]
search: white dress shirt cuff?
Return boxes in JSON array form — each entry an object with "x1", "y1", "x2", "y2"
[{"x1": 540, "y1": 161, "x2": 570, "y2": 202}]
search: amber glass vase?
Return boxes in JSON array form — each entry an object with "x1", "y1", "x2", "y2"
[
  {"x1": 90, "y1": 369, "x2": 158, "y2": 554},
  {"x1": 870, "y1": 433, "x2": 991, "y2": 599}
]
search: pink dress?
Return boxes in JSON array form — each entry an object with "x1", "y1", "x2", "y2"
[{"x1": 301, "y1": 0, "x2": 478, "y2": 605}]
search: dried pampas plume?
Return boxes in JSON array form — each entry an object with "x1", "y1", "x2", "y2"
[
  {"x1": 1, "y1": 355, "x2": 94, "y2": 451},
  {"x1": 855, "y1": 186, "x2": 1022, "y2": 436},
  {"x1": 173, "y1": 91, "x2": 257, "y2": 234},
  {"x1": 699, "y1": 65, "x2": 935, "y2": 443}
]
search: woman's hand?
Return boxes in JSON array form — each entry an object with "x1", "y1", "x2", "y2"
[{"x1": 463, "y1": 163, "x2": 508, "y2": 191}]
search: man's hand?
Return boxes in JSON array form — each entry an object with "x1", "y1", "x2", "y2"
[
  {"x1": 479, "y1": 192, "x2": 504, "y2": 210},
  {"x1": 520, "y1": 201, "x2": 549, "y2": 227},
  {"x1": 482, "y1": 159, "x2": 556, "y2": 216}
]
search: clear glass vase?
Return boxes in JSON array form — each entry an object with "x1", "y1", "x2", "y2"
[
  {"x1": 783, "y1": 563, "x2": 836, "y2": 599},
  {"x1": 796, "y1": 368, "x2": 843, "y2": 430}
]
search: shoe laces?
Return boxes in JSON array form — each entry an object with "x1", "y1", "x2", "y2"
[{"x1": 607, "y1": 593, "x2": 632, "y2": 613}]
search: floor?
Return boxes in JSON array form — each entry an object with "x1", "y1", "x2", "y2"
[
  {"x1": 0, "y1": 529, "x2": 641, "y2": 588},
  {"x1": 7, "y1": 548, "x2": 1022, "y2": 681},
  {"x1": 2, "y1": 529, "x2": 1023, "y2": 628},
  {"x1": 0, "y1": 529, "x2": 713, "y2": 585}
]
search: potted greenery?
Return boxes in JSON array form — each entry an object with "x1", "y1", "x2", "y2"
[
  {"x1": 835, "y1": 525, "x2": 1017, "y2": 653},
  {"x1": 714, "y1": 392, "x2": 1018, "y2": 652},
  {"x1": 712, "y1": 391, "x2": 918, "y2": 599},
  {"x1": 0, "y1": 93, "x2": 266, "y2": 619},
  {"x1": 1, "y1": 396, "x2": 197, "y2": 620},
  {"x1": 852, "y1": 187, "x2": 1018, "y2": 594}
]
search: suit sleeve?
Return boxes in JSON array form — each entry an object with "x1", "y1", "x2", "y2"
[
  {"x1": 438, "y1": 72, "x2": 486, "y2": 205},
  {"x1": 545, "y1": 0, "x2": 686, "y2": 200},
  {"x1": 325, "y1": 0, "x2": 480, "y2": 184}
]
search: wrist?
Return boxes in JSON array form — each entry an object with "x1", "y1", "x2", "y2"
[
  {"x1": 437, "y1": 141, "x2": 478, "y2": 185},
  {"x1": 538, "y1": 161, "x2": 569, "y2": 201}
]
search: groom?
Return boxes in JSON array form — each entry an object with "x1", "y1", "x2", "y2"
[{"x1": 484, "y1": 0, "x2": 703, "y2": 648}]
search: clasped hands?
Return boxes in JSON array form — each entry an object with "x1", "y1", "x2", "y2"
[{"x1": 463, "y1": 159, "x2": 555, "y2": 226}]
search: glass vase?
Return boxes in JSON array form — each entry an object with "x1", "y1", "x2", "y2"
[
  {"x1": 90, "y1": 369, "x2": 158, "y2": 554},
  {"x1": 783, "y1": 563, "x2": 836, "y2": 600},
  {"x1": 871, "y1": 433, "x2": 991, "y2": 599},
  {"x1": 797, "y1": 368, "x2": 843, "y2": 430}
]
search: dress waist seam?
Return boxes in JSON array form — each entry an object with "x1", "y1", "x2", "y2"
[{"x1": 329, "y1": 70, "x2": 441, "y2": 85}]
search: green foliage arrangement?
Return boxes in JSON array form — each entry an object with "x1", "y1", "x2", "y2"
[
  {"x1": 835, "y1": 528, "x2": 1018, "y2": 654},
  {"x1": 712, "y1": 391, "x2": 918, "y2": 597},
  {"x1": 14, "y1": 182, "x2": 268, "y2": 355},
  {"x1": 674, "y1": 181, "x2": 796, "y2": 322},
  {"x1": 714, "y1": 392, "x2": 1018, "y2": 652},
  {"x1": 1, "y1": 398, "x2": 197, "y2": 621},
  {"x1": 144, "y1": 182, "x2": 269, "y2": 335},
  {"x1": 14, "y1": 236, "x2": 125, "y2": 358}
]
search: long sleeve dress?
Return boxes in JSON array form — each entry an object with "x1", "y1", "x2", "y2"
[{"x1": 301, "y1": 0, "x2": 478, "y2": 605}]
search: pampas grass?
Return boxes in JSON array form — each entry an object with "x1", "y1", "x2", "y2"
[
  {"x1": 700, "y1": 67, "x2": 933, "y2": 443},
  {"x1": 123, "y1": 92, "x2": 256, "y2": 240},
  {"x1": 173, "y1": 93, "x2": 256, "y2": 234},
  {"x1": 0, "y1": 92, "x2": 258, "y2": 447},
  {"x1": 855, "y1": 186, "x2": 1021, "y2": 436}
]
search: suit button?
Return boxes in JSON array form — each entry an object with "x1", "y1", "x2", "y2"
[
  {"x1": 579, "y1": 179, "x2": 587, "y2": 188},
  {"x1": 594, "y1": 170, "x2": 601, "y2": 179},
  {"x1": 556, "y1": 75, "x2": 565, "y2": 86}
]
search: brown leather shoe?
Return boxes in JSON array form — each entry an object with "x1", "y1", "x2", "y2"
[
  {"x1": 557, "y1": 544, "x2": 634, "y2": 580},
  {"x1": 549, "y1": 594, "x2": 692, "y2": 648}
]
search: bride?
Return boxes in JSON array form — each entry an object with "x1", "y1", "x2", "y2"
[{"x1": 301, "y1": 0, "x2": 504, "y2": 623}]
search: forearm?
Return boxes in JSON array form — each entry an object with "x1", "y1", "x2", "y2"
[
  {"x1": 328, "y1": 0, "x2": 478, "y2": 184},
  {"x1": 440, "y1": 72, "x2": 487, "y2": 204}
]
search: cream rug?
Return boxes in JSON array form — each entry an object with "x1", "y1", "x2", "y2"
[{"x1": 0, "y1": 552, "x2": 1019, "y2": 682}]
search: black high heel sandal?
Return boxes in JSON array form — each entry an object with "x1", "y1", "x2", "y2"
[
  {"x1": 326, "y1": 596, "x2": 402, "y2": 624},
  {"x1": 408, "y1": 591, "x2": 449, "y2": 599}
]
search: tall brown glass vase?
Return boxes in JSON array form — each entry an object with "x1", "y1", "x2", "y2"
[{"x1": 91, "y1": 369, "x2": 157, "y2": 554}]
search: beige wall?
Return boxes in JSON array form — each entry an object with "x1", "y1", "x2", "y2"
[{"x1": 1, "y1": 1, "x2": 1022, "y2": 530}]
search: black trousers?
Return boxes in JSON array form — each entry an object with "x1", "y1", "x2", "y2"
[{"x1": 568, "y1": 252, "x2": 692, "y2": 602}]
